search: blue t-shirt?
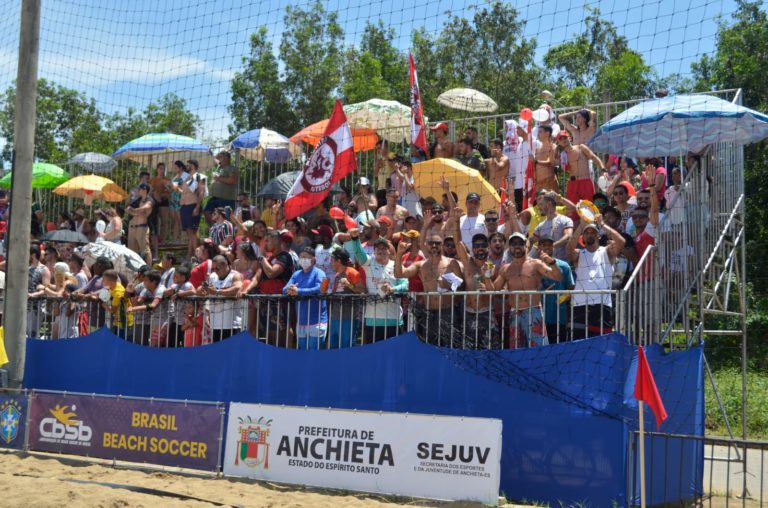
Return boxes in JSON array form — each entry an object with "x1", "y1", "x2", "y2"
[
  {"x1": 541, "y1": 259, "x2": 574, "y2": 324},
  {"x1": 283, "y1": 266, "x2": 328, "y2": 326}
]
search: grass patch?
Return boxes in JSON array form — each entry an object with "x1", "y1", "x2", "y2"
[{"x1": 705, "y1": 367, "x2": 768, "y2": 439}]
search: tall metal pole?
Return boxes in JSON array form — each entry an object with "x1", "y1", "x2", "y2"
[{"x1": 3, "y1": 0, "x2": 41, "y2": 387}]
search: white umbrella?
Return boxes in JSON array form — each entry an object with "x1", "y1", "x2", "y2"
[
  {"x1": 78, "y1": 241, "x2": 147, "y2": 280},
  {"x1": 437, "y1": 88, "x2": 498, "y2": 113},
  {"x1": 343, "y1": 98, "x2": 425, "y2": 143},
  {"x1": 68, "y1": 152, "x2": 117, "y2": 174}
]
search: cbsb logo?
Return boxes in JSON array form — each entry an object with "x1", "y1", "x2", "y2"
[
  {"x1": 39, "y1": 404, "x2": 92, "y2": 444},
  {"x1": 235, "y1": 416, "x2": 272, "y2": 469}
]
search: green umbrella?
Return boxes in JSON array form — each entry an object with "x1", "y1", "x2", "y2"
[{"x1": 0, "y1": 162, "x2": 72, "y2": 189}]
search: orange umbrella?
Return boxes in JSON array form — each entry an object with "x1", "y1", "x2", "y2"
[{"x1": 290, "y1": 119, "x2": 378, "y2": 152}]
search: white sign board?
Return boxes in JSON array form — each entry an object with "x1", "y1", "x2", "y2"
[{"x1": 224, "y1": 403, "x2": 502, "y2": 504}]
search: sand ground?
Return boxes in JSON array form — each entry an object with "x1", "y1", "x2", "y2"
[{"x1": 0, "y1": 452, "x2": 511, "y2": 508}]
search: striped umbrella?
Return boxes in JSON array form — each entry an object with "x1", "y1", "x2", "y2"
[
  {"x1": 588, "y1": 94, "x2": 768, "y2": 157},
  {"x1": 112, "y1": 133, "x2": 216, "y2": 169},
  {"x1": 230, "y1": 128, "x2": 301, "y2": 163}
]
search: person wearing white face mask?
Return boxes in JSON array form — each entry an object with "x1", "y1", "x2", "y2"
[{"x1": 283, "y1": 247, "x2": 329, "y2": 350}]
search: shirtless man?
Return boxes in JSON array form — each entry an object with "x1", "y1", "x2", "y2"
[
  {"x1": 395, "y1": 233, "x2": 463, "y2": 345},
  {"x1": 532, "y1": 125, "x2": 558, "y2": 193},
  {"x1": 558, "y1": 108, "x2": 597, "y2": 146},
  {"x1": 420, "y1": 204, "x2": 453, "y2": 240},
  {"x1": 428, "y1": 122, "x2": 454, "y2": 159},
  {"x1": 490, "y1": 232, "x2": 561, "y2": 347},
  {"x1": 126, "y1": 183, "x2": 154, "y2": 264},
  {"x1": 556, "y1": 130, "x2": 604, "y2": 208},
  {"x1": 455, "y1": 232, "x2": 500, "y2": 349},
  {"x1": 485, "y1": 139, "x2": 509, "y2": 192}
]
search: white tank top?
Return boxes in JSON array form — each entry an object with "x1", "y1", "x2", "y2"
[
  {"x1": 208, "y1": 269, "x2": 242, "y2": 329},
  {"x1": 573, "y1": 246, "x2": 613, "y2": 307}
]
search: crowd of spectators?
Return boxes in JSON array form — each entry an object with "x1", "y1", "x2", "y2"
[{"x1": 1, "y1": 109, "x2": 699, "y2": 350}]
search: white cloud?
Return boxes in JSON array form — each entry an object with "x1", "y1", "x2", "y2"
[{"x1": 36, "y1": 47, "x2": 233, "y2": 88}]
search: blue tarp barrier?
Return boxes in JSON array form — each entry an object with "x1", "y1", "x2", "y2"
[{"x1": 25, "y1": 329, "x2": 703, "y2": 507}]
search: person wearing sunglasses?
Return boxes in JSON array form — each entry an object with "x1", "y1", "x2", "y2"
[
  {"x1": 488, "y1": 232, "x2": 561, "y2": 348},
  {"x1": 454, "y1": 233, "x2": 501, "y2": 349},
  {"x1": 395, "y1": 232, "x2": 464, "y2": 346}
]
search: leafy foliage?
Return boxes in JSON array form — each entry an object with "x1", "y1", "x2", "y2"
[{"x1": 279, "y1": 0, "x2": 344, "y2": 126}]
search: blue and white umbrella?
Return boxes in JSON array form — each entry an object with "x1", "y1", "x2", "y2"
[
  {"x1": 112, "y1": 132, "x2": 216, "y2": 169},
  {"x1": 230, "y1": 128, "x2": 301, "y2": 163},
  {"x1": 588, "y1": 94, "x2": 768, "y2": 157}
]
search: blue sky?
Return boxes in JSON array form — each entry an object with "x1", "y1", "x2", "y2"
[{"x1": 0, "y1": 0, "x2": 737, "y2": 145}]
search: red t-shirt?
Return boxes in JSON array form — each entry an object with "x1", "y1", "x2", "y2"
[
  {"x1": 634, "y1": 231, "x2": 655, "y2": 281},
  {"x1": 401, "y1": 251, "x2": 425, "y2": 292},
  {"x1": 190, "y1": 259, "x2": 212, "y2": 289},
  {"x1": 257, "y1": 251, "x2": 294, "y2": 294}
]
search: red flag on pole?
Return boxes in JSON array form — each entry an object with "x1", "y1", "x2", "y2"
[
  {"x1": 409, "y1": 53, "x2": 428, "y2": 155},
  {"x1": 634, "y1": 346, "x2": 668, "y2": 430},
  {"x1": 284, "y1": 100, "x2": 358, "y2": 220}
]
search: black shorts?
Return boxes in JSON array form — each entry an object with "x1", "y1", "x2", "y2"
[
  {"x1": 180, "y1": 204, "x2": 201, "y2": 231},
  {"x1": 158, "y1": 198, "x2": 170, "y2": 208}
]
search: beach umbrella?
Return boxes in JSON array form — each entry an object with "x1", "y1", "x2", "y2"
[
  {"x1": 230, "y1": 128, "x2": 301, "y2": 163},
  {"x1": 437, "y1": 88, "x2": 498, "y2": 113},
  {"x1": 0, "y1": 162, "x2": 71, "y2": 189},
  {"x1": 413, "y1": 158, "x2": 500, "y2": 212},
  {"x1": 290, "y1": 120, "x2": 378, "y2": 152},
  {"x1": 112, "y1": 132, "x2": 216, "y2": 169},
  {"x1": 79, "y1": 241, "x2": 146, "y2": 280},
  {"x1": 588, "y1": 94, "x2": 768, "y2": 157},
  {"x1": 43, "y1": 229, "x2": 90, "y2": 244},
  {"x1": 343, "y1": 99, "x2": 420, "y2": 143},
  {"x1": 67, "y1": 152, "x2": 117, "y2": 174},
  {"x1": 256, "y1": 171, "x2": 344, "y2": 200},
  {"x1": 53, "y1": 175, "x2": 128, "y2": 205}
]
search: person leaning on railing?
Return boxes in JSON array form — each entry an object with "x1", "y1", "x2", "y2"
[
  {"x1": 566, "y1": 215, "x2": 625, "y2": 339},
  {"x1": 327, "y1": 248, "x2": 365, "y2": 348},
  {"x1": 282, "y1": 247, "x2": 328, "y2": 350},
  {"x1": 349, "y1": 228, "x2": 408, "y2": 343}
]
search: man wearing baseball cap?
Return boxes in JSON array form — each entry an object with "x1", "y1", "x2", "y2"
[
  {"x1": 458, "y1": 191, "x2": 488, "y2": 249},
  {"x1": 429, "y1": 122, "x2": 455, "y2": 159},
  {"x1": 327, "y1": 248, "x2": 365, "y2": 348},
  {"x1": 487, "y1": 231, "x2": 561, "y2": 348},
  {"x1": 565, "y1": 214, "x2": 626, "y2": 339}
]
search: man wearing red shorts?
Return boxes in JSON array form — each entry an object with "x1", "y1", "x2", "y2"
[{"x1": 556, "y1": 131, "x2": 604, "y2": 218}]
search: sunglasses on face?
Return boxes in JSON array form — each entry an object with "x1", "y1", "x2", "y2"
[
  {"x1": 473, "y1": 243, "x2": 489, "y2": 249},
  {"x1": 485, "y1": 217, "x2": 498, "y2": 222},
  {"x1": 427, "y1": 241, "x2": 443, "y2": 246}
]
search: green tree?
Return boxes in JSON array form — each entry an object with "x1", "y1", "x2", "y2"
[
  {"x1": 593, "y1": 50, "x2": 653, "y2": 102},
  {"x1": 412, "y1": 2, "x2": 542, "y2": 116},
  {"x1": 544, "y1": 6, "x2": 628, "y2": 89},
  {"x1": 359, "y1": 20, "x2": 408, "y2": 103},
  {"x1": 341, "y1": 50, "x2": 391, "y2": 104},
  {"x1": 691, "y1": 0, "x2": 768, "y2": 293},
  {"x1": 229, "y1": 27, "x2": 297, "y2": 136},
  {"x1": 280, "y1": 0, "x2": 343, "y2": 126},
  {"x1": 142, "y1": 93, "x2": 199, "y2": 136},
  {"x1": 0, "y1": 79, "x2": 106, "y2": 162}
]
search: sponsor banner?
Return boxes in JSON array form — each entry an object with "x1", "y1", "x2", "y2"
[
  {"x1": 28, "y1": 392, "x2": 222, "y2": 471},
  {"x1": 224, "y1": 404, "x2": 502, "y2": 504},
  {"x1": 0, "y1": 392, "x2": 28, "y2": 450}
]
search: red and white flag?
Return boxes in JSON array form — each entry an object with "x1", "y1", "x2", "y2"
[
  {"x1": 285, "y1": 100, "x2": 358, "y2": 219},
  {"x1": 409, "y1": 53, "x2": 428, "y2": 155}
]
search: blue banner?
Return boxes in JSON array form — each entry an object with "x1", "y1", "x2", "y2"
[{"x1": 0, "y1": 391, "x2": 28, "y2": 450}]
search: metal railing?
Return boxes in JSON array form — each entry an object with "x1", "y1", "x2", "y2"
[
  {"x1": 18, "y1": 288, "x2": 624, "y2": 349},
  {"x1": 627, "y1": 431, "x2": 767, "y2": 507}
]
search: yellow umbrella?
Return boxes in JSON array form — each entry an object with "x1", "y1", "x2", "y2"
[
  {"x1": 53, "y1": 175, "x2": 128, "y2": 205},
  {"x1": 413, "y1": 158, "x2": 500, "y2": 212}
]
